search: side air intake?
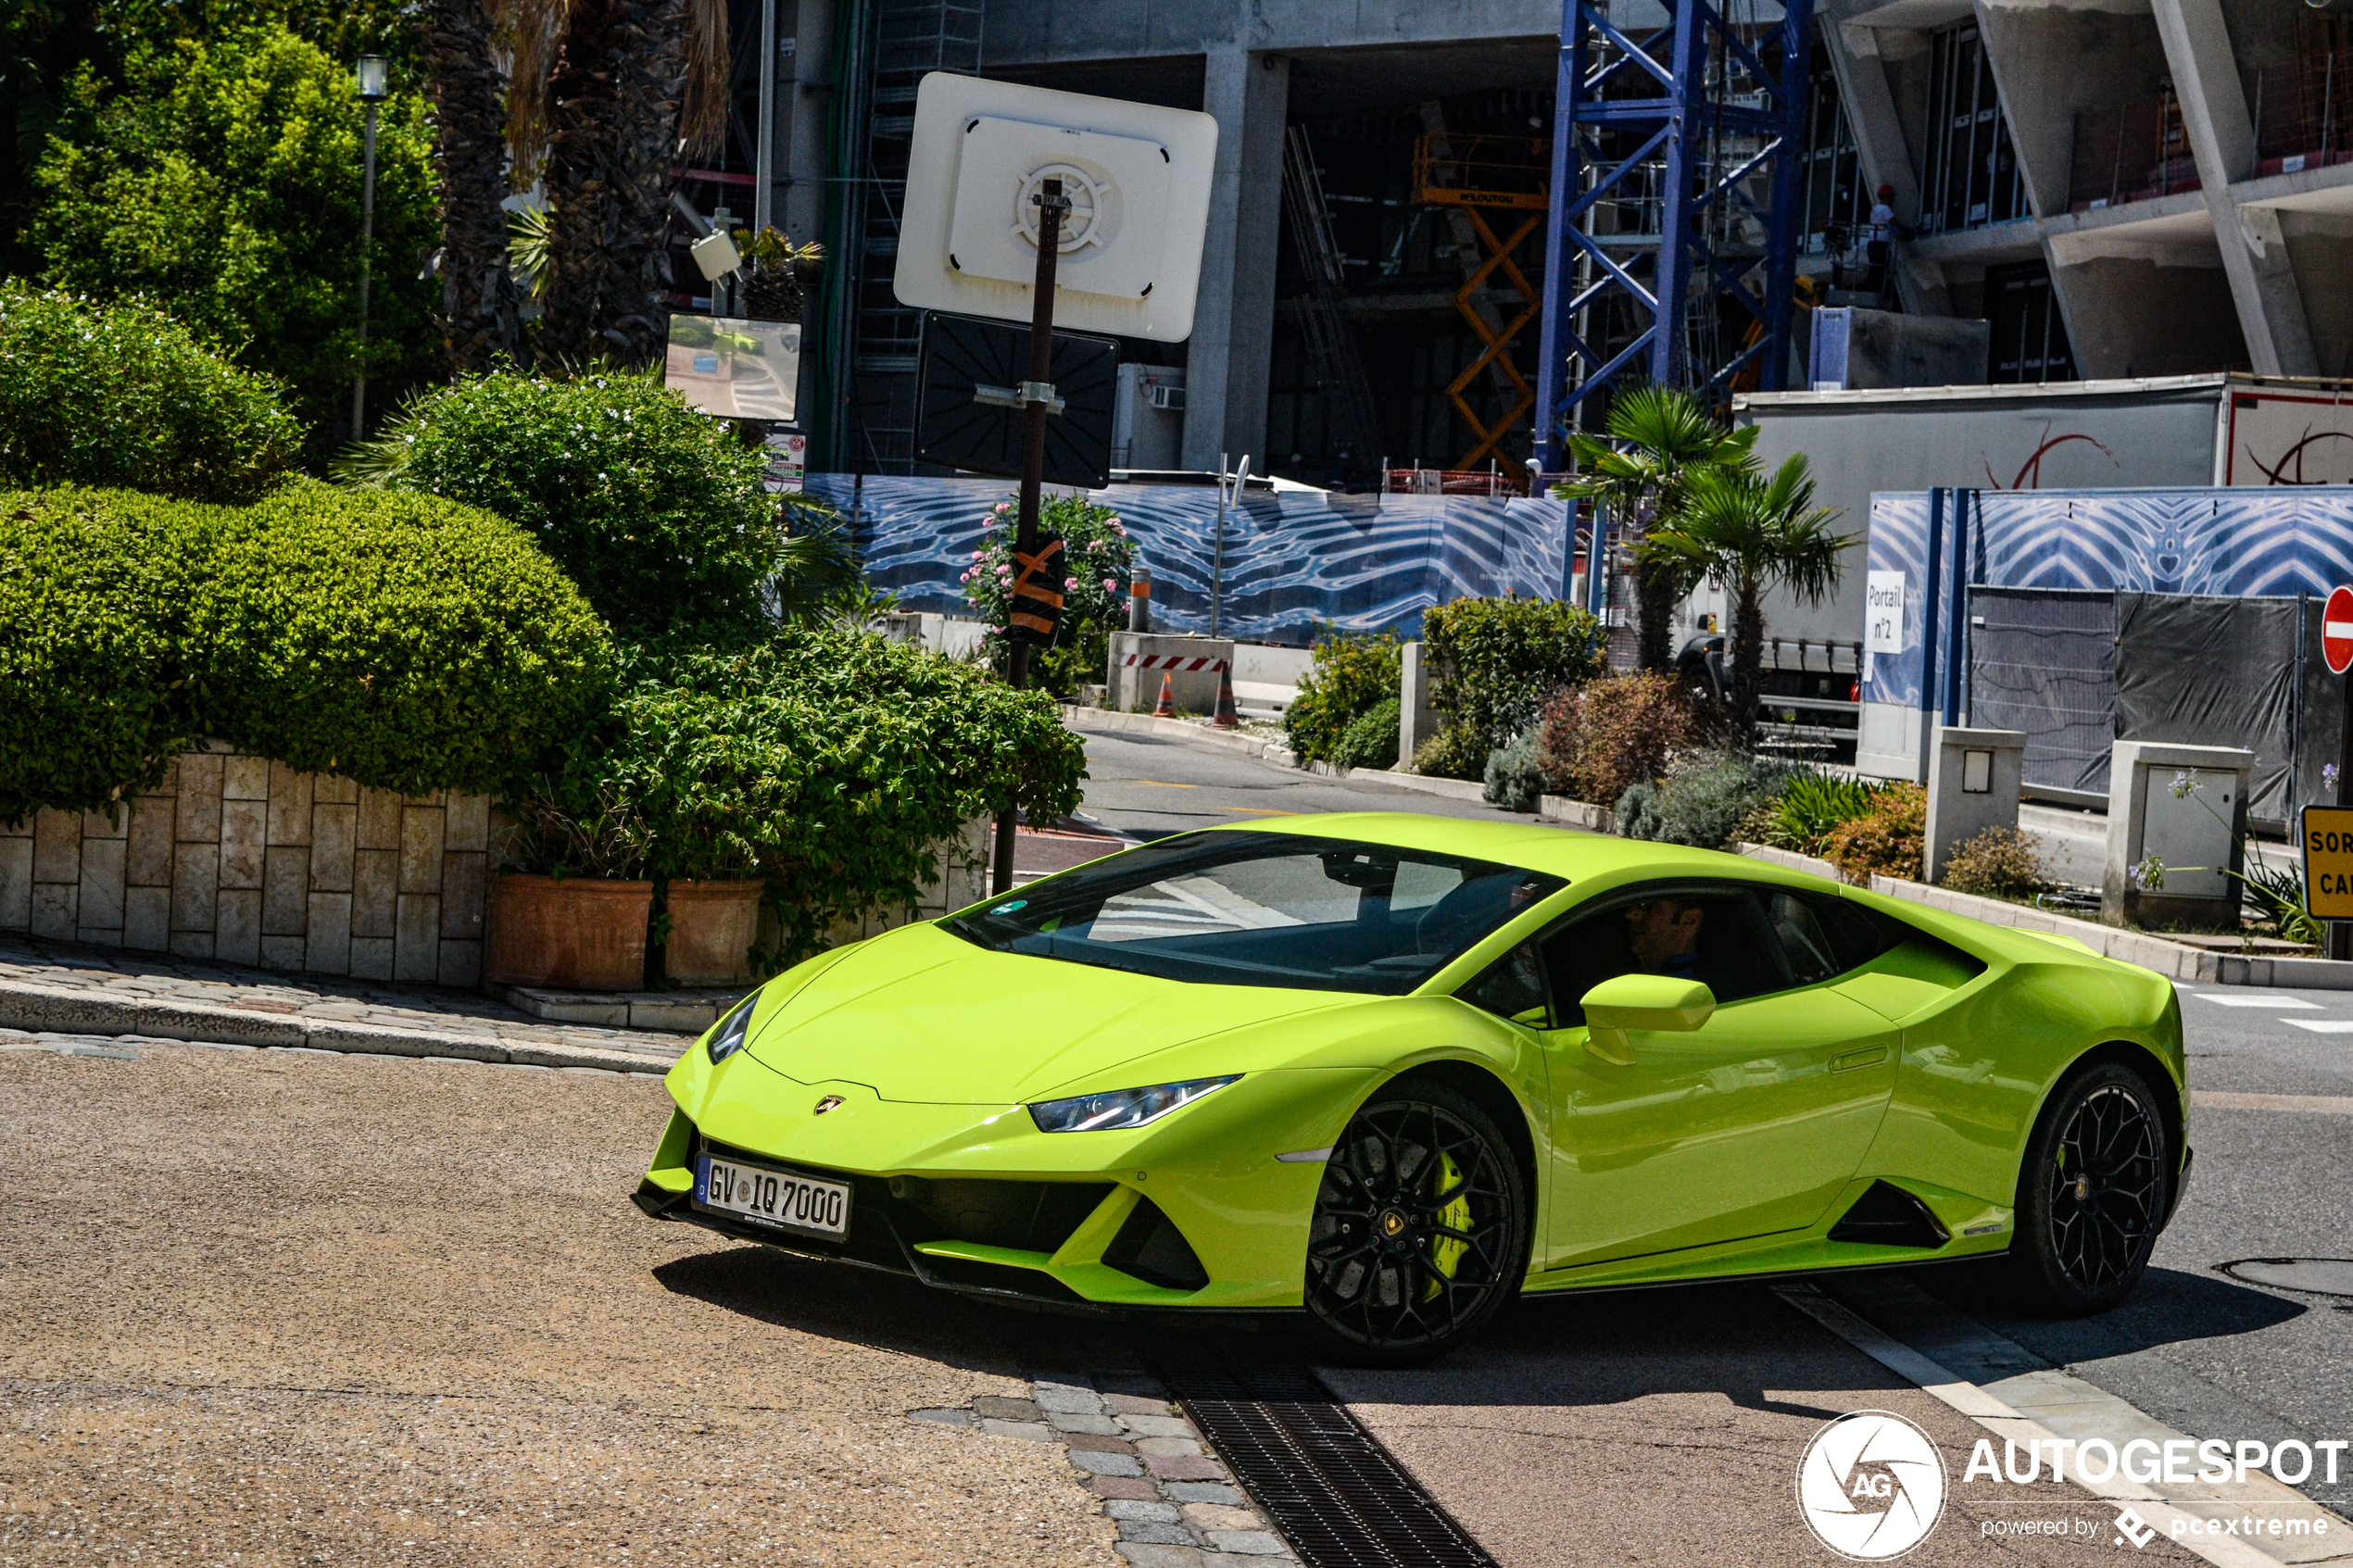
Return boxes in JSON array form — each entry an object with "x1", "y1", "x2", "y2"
[
  {"x1": 1102, "y1": 1198, "x2": 1210, "y2": 1291},
  {"x1": 1829, "y1": 1181, "x2": 1951, "y2": 1249}
]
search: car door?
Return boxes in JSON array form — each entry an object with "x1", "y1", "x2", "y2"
[{"x1": 1532, "y1": 880, "x2": 1903, "y2": 1268}]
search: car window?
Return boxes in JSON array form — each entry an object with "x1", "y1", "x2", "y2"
[
  {"x1": 943, "y1": 831, "x2": 1566, "y2": 996},
  {"x1": 1536, "y1": 884, "x2": 1783, "y2": 1027},
  {"x1": 1763, "y1": 890, "x2": 1906, "y2": 982},
  {"x1": 1459, "y1": 941, "x2": 1550, "y2": 1027}
]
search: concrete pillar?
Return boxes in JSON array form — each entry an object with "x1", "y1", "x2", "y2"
[
  {"x1": 1398, "y1": 642, "x2": 1440, "y2": 770},
  {"x1": 1183, "y1": 47, "x2": 1289, "y2": 472},
  {"x1": 2151, "y1": 0, "x2": 2320, "y2": 378},
  {"x1": 780, "y1": 0, "x2": 834, "y2": 246},
  {"x1": 1924, "y1": 726, "x2": 2025, "y2": 884},
  {"x1": 1822, "y1": 19, "x2": 1953, "y2": 317},
  {"x1": 2101, "y1": 740, "x2": 2254, "y2": 932}
]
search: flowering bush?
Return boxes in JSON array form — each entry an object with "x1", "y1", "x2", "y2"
[{"x1": 960, "y1": 493, "x2": 1134, "y2": 696}]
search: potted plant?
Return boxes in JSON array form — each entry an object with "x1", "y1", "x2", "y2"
[
  {"x1": 484, "y1": 786, "x2": 655, "y2": 992},
  {"x1": 734, "y1": 228, "x2": 824, "y2": 323}
]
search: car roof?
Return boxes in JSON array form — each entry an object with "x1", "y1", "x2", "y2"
[{"x1": 1211, "y1": 811, "x2": 1765, "y2": 882}]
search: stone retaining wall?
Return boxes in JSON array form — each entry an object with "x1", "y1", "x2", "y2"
[{"x1": 0, "y1": 746, "x2": 491, "y2": 987}]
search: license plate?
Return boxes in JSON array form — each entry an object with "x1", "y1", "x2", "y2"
[{"x1": 693, "y1": 1153, "x2": 851, "y2": 1239}]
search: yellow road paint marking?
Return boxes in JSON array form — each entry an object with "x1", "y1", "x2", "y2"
[{"x1": 1132, "y1": 780, "x2": 1197, "y2": 788}]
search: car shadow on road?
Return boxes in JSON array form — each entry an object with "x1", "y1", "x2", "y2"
[
  {"x1": 649, "y1": 1242, "x2": 1159, "y2": 1376},
  {"x1": 1918, "y1": 1261, "x2": 2305, "y2": 1364}
]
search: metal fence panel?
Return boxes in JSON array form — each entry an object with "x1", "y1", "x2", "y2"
[{"x1": 1969, "y1": 586, "x2": 2117, "y2": 797}]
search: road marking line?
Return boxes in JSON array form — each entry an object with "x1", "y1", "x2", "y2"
[
  {"x1": 1221, "y1": 807, "x2": 1302, "y2": 816},
  {"x1": 1775, "y1": 1285, "x2": 2336, "y2": 1568},
  {"x1": 2192, "y1": 994, "x2": 2322, "y2": 1009},
  {"x1": 2288, "y1": 1020, "x2": 2353, "y2": 1034},
  {"x1": 2193, "y1": 1089, "x2": 2353, "y2": 1115},
  {"x1": 1131, "y1": 780, "x2": 1199, "y2": 788}
]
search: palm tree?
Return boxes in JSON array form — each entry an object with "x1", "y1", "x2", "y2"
[
  {"x1": 536, "y1": 0, "x2": 690, "y2": 369},
  {"x1": 1551, "y1": 384, "x2": 1759, "y2": 672},
  {"x1": 422, "y1": 0, "x2": 522, "y2": 371},
  {"x1": 1644, "y1": 453, "x2": 1856, "y2": 752}
]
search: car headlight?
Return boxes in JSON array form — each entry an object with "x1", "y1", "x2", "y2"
[
  {"x1": 1028, "y1": 1075, "x2": 1239, "y2": 1134},
  {"x1": 705, "y1": 995, "x2": 758, "y2": 1063}
]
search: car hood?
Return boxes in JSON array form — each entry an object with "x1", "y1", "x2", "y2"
[{"x1": 743, "y1": 922, "x2": 1350, "y2": 1103}]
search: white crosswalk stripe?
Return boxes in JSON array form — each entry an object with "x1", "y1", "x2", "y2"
[{"x1": 2190, "y1": 993, "x2": 2320, "y2": 1008}]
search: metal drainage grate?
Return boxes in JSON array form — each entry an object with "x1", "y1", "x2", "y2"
[{"x1": 1160, "y1": 1359, "x2": 1497, "y2": 1568}]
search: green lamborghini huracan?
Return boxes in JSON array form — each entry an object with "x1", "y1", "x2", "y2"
[{"x1": 634, "y1": 813, "x2": 2188, "y2": 1362}]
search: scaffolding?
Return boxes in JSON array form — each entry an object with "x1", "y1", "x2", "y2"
[{"x1": 1530, "y1": 0, "x2": 1815, "y2": 470}]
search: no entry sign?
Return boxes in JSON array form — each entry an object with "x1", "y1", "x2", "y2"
[{"x1": 2327, "y1": 585, "x2": 2353, "y2": 675}]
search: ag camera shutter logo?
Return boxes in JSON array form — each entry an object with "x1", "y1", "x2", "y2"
[{"x1": 1796, "y1": 1411, "x2": 1948, "y2": 1560}]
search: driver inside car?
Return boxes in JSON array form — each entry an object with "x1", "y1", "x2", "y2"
[{"x1": 1623, "y1": 896, "x2": 1726, "y2": 997}]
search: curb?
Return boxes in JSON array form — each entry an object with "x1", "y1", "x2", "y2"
[
  {"x1": 0, "y1": 978, "x2": 684, "y2": 1074},
  {"x1": 1065, "y1": 706, "x2": 1294, "y2": 764}
]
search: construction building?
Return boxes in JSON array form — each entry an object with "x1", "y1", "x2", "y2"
[{"x1": 680, "y1": 0, "x2": 2353, "y2": 487}]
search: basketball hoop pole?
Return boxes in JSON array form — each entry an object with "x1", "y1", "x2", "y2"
[{"x1": 991, "y1": 177, "x2": 1070, "y2": 897}]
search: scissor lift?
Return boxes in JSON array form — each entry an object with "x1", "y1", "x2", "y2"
[{"x1": 1411, "y1": 132, "x2": 1550, "y2": 488}]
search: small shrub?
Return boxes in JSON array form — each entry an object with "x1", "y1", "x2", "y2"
[
  {"x1": 1617, "y1": 749, "x2": 1796, "y2": 848},
  {"x1": 1330, "y1": 696, "x2": 1402, "y2": 771},
  {"x1": 341, "y1": 370, "x2": 844, "y2": 640},
  {"x1": 1535, "y1": 671, "x2": 1698, "y2": 806},
  {"x1": 1285, "y1": 630, "x2": 1402, "y2": 765},
  {"x1": 960, "y1": 494, "x2": 1134, "y2": 698},
  {"x1": 1421, "y1": 596, "x2": 1607, "y2": 763},
  {"x1": 521, "y1": 631, "x2": 1088, "y2": 960},
  {"x1": 1941, "y1": 825, "x2": 2048, "y2": 897},
  {"x1": 0, "y1": 282, "x2": 301, "y2": 503},
  {"x1": 1483, "y1": 729, "x2": 1546, "y2": 813},
  {"x1": 1412, "y1": 723, "x2": 1492, "y2": 783},
  {"x1": 1761, "y1": 771, "x2": 1895, "y2": 856},
  {"x1": 1824, "y1": 783, "x2": 1928, "y2": 884}
]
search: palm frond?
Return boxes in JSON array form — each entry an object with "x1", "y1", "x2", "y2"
[
  {"x1": 490, "y1": 0, "x2": 571, "y2": 189},
  {"x1": 681, "y1": 0, "x2": 730, "y2": 157}
]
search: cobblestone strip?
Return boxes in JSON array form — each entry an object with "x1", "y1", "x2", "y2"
[
  {"x1": 912, "y1": 1370, "x2": 1301, "y2": 1568},
  {"x1": 0, "y1": 937, "x2": 686, "y2": 1073}
]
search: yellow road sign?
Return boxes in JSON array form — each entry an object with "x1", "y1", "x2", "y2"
[{"x1": 2301, "y1": 805, "x2": 2353, "y2": 919}]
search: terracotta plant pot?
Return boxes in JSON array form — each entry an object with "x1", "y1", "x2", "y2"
[
  {"x1": 484, "y1": 874, "x2": 653, "y2": 991},
  {"x1": 663, "y1": 879, "x2": 766, "y2": 985}
]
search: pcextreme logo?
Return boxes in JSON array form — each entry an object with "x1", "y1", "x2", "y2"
[{"x1": 1797, "y1": 1411, "x2": 1948, "y2": 1561}]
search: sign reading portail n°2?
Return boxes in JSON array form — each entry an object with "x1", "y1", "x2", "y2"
[{"x1": 2301, "y1": 805, "x2": 2353, "y2": 919}]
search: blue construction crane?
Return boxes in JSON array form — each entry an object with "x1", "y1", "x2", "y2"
[{"x1": 1531, "y1": 0, "x2": 1816, "y2": 473}]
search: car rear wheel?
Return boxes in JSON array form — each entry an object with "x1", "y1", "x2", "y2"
[
  {"x1": 1302, "y1": 1081, "x2": 1529, "y2": 1367},
  {"x1": 2007, "y1": 1060, "x2": 2171, "y2": 1315}
]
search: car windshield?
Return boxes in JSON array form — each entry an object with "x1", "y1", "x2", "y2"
[{"x1": 941, "y1": 831, "x2": 1565, "y2": 994}]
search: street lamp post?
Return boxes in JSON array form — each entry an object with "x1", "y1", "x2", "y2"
[{"x1": 352, "y1": 54, "x2": 388, "y2": 444}]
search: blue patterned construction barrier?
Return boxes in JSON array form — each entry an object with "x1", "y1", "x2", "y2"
[
  {"x1": 1864, "y1": 485, "x2": 2353, "y2": 710},
  {"x1": 805, "y1": 475, "x2": 1577, "y2": 645}
]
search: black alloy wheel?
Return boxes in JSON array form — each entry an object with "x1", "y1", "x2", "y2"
[
  {"x1": 2010, "y1": 1061, "x2": 2171, "y2": 1314},
  {"x1": 1302, "y1": 1081, "x2": 1529, "y2": 1366}
]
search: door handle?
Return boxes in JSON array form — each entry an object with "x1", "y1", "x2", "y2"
[{"x1": 1830, "y1": 1046, "x2": 1890, "y2": 1073}]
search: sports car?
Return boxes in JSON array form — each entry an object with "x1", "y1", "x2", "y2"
[{"x1": 634, "y1": 813, "x2": 2188, "y2": 1363}]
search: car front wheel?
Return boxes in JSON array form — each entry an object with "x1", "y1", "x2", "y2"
[
  {"x1": 2008, "y1": 1060, "x2": 2172, "y2": 1314},
  {"x1": 1302, "y1": 1080, "x2": 1529, "y2": 1367}
]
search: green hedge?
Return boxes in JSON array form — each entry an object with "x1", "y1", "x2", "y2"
[
  {"x1": 0, "y1": 282, "x2": 302, "y2": 504},
  {"x1": 0, "y1": 490, "x2": 207, "y2": 819},
  {"x1": 1284, "y1": 632, "x2": 1401, "y2": 765},
  {"x1": 193, "y1": 483, "x2": 617, "y2": 797},
  {"x1": 342, "y1": 371, "x2": 841, "y2": 640},
  {"x1": 0, "y1": 484, "x2": 614, "y2": 821},
  {"x1": 512, "y1": 631, "x2": 1088, "y2": 961},
  {"x1": 1417, "y1": 596, "x2": 1608, "y2": 778}
]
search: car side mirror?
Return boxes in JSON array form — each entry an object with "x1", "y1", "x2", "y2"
[{"x1": 1579, "y1": 973, "x2": 1715, "y2": 1065}]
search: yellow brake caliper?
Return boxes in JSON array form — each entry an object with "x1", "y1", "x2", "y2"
[{"x1": 1421, "y1": 1149, "x2": 1470, "y2": 1299}]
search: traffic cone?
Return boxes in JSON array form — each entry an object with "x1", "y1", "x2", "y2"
[
  {"x1": 1153, "y1": 671, "x2": 1176, "y2": 718},
  {"x1": 1213, "y1": 663, "x2": 1239, "y2": 729}
]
